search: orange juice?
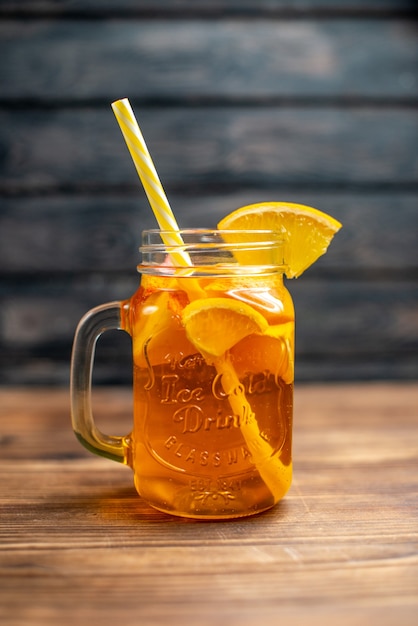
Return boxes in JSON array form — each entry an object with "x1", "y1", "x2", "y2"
[
  {"x1": 71, "y1": 228, "x2": 300, "y2": 519},
  {"x1": 71, "y1": 203, "x2": 340, "y2": 518},
  {"x1": 122, "y1": 271, "x2": 294, "y2": 519}
]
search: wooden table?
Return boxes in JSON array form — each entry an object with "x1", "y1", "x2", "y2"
[{"x1": 1, "y1": 384, "x2": 417, "y2": 626}]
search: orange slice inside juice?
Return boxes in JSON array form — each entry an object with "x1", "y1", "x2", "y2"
[{"x1": 181, "y1": 297, "x2": 268, "y2": 359}]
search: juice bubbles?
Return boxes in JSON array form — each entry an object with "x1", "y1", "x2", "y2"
[{"x1": 122, "y1": 269, "x2": 294, "y2": 519}]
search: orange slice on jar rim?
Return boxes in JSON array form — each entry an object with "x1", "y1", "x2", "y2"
[{"x1": 217, "y1": 202, "x2": 342, "y2": 278}]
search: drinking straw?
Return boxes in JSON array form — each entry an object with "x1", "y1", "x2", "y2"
[
  {"x1": 111, "y1": 98, "x2": 191, "y2": 268},
  {"x1": 111, "y1": 98, "x2": 283, "y2": 497}
]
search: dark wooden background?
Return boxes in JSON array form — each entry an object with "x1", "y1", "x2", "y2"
[{"x1": 0, "y1": 0, "x2": 417, "y2": 385}]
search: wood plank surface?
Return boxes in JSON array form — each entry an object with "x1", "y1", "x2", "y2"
[
  {"x1": 1, "y1": 191, "x2": 417, "y2": 271},
  {"x1": 0, "y1": 384, "x2": 417, "y2": 626},
  {"x1": 1, "y1": 108, "x2": 417, "y2": 192},
  {"x1": 1, "y1": 19, "x2": 417, "y2": 100},
  {"x1": 0, "y1": 0, "x2": 415, "y2": 16},
  {"x1": 0, "y1": 276, "x2": 417, "y2": 383},
  {"x1": 1, "y1": 277, "x2": 417, "y2": 359},
  {"x1": 0, "y1": 1, "x2": 416, "y2": 384}
]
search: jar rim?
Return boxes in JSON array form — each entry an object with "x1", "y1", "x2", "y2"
[
  {"x1": 138, "y1": 228, "x2": 287, "y2": 276},
  {"x1": 140, "y1": 228, "x2": 285, "y2": 247}
]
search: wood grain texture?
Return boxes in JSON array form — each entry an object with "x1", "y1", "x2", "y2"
[
  {"x1": 1, "y1": 191, "x2": 417, "y2": 271},
  {"x1": 1, "y1": 108, "x2": 417, "y2": 191},
  {"x1": 0, "y1": 384, "x2": 417, "y2": 626},
  {"x1": 0, "y1": 3, "x2": 417, "y2": 383},
  {"x1": 0, "y1": 0, "x2": 415, "y2": 16},
  {"x1": 0, "y1": 277, "x2": 417, "y2": 385},
  {"x1": 2, "y1": 278, "x2": 417, "y2": 356},
  {"x1": 1, "y1": 19, "x2": 417, "y2": 100}
]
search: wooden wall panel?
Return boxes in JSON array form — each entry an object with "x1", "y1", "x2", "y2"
[
  {"x1": 1, "y1": 192, "x2": 417, "y2": 273},
  {"x1": 1, "y1": 20, "x2": 417, "y2": 101},
  {"x1": 0, "y1": 1, "x2": 415, "y2": 15},
  {"x1": 0, "y1": 108, "x2": 417, "y2": 191},
  {"x1": 1, "y1": 278, "x2": 416, "y2": 384},
  {"x1": 0, "y1": 2, "x2": 417, "y2": 383}
]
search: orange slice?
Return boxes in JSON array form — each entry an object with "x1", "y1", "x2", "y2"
[
  {"x1": 218, "y1": 202, "x2": 342, "y2": 278},
  {"x1": 132, "y1": 291, "x2": 173, "y2": 367},
  {"x1": 181, "y1": 297, "x2": 268, "y2": 359},
  {"x1": 231, "y1": 332, "x2": 294, "y2": 385},
  {"x1": 264, "y1": 321, "x2": 294, "y2": 384}
]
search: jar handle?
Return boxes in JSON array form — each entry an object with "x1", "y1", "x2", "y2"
[{"x1": 70, "y1": 301, "x2": 130, "y2": 464}]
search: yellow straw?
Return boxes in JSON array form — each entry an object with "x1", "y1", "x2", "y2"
[
  {"x1": 111, "y1": 97, "x2": 282, "y2": 498},
  {"x1": 111, "y1": 98, "x2": 191, "y2": 267}
]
